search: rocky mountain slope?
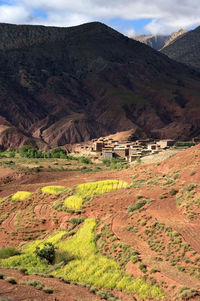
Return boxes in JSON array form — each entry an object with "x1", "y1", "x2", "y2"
[
  {"x1": 133, "y1": 29, "x2": 187, "y2": 51},
  {"x1": 161, "y1": 26, "x2": 200, "y2": 71},
  {"x1": 0, "y1": 22, "x2": 200, "y2": 150},
  {"x1": 132, "y1": 34, "x2": 170, "y2": 50},
  {"x1": 161, "y1": 29, "x2": 187, "y2": 49}
]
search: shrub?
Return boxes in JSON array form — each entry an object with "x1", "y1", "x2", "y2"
[
  {"x1": 131, "y1": 255, "x2": 140, "y2": 264},
  {"x1": 5, "y1": 277, "x2": 17, "y2": 284},
  {"x1": 186, "y1": 183, "x2": 197, "y2": 192},
  {"x1": 174, "y1": 142, "x2": 195, "y2": 148},
  {"x1": 24, "y1": 280, "x2": 44, "y2": 290},
  {"x1": 35, "y1": 167, "x2": 41, "y2": 173},
  {"x1": 19, "y1": 145, "x2": 42, "y2": 158},
  {"x1": 78, "y1": 157, "x2": 92, "y2": 164},
  {"x1": 8, "y1": 149, "x2": 15, "y2": 158},
  {"x1": 69, "y1": 217, "x2": 85, "y2": 226},
  {"x1": 139, "y1": 264, "x2": 147, "y2": 273},
  {"x1": 35, "y1": 242, "x2": 55, "y2": 264},
  {"x1": 43, "y1": 287, "x2": 54, "y2": 294},
  {"x1": 128, "y1": 200, "x2": 146, "y2": 212},
  {"x1": 50, "y1": 148, "x2": 67, "y2": 159},
  {"x1": 135, "y1": 157, "x2": 141, "y2": 164},
  {"x1": 0, "y1": 247, "x2": 20, "y2": 259},
  {"x1": 169, "y1": 188, "x2": 178, "y2": 196}
]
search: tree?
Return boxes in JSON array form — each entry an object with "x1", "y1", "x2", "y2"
[{"x1": 35, "y1": 243, "x2": 55, "y2": 264}]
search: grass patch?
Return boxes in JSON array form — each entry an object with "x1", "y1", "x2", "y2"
[
  {"x1": 12, "y1": 191, "x2": 31, "y2": 201},
  {"x1": 0, "y1": 219, "x2": 164, "y2": 300},
  {"x1": 0, "y1": 247, "x2": 20, "y2": 259},
  {"x1": 64, "y1": 180, "x2": 129, "y2": 210},
  {"x1": 77, "y1": 180, "x2": 129, "y2": 198},
  {"x1": 64, "y1": 195, "x2": 84, "y2": 210},
  {"x1": 53, "y1": 219, "x2": 164, "y2": 300},
  {"x1": 41, "y1": 186, "x2": 67, "y2": 195}
]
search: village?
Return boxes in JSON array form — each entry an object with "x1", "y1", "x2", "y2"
[{"x1": 73, "y1": 137, "x2": 200, "y2": 162}]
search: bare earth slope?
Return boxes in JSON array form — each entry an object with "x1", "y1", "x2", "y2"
[{"x1": 0, "y1": 22, "x2": 200, "y2": 149}]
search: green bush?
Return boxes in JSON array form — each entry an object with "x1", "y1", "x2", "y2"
[
  {"x1": 128, "y1": 200, "x2": 146, "y2": 212},
  {"x1": 78, "y1": 157, "x2": 92, "y2": 164},
  {"x1": 174, "y1": 142, "x2": 195, "y2": 148},
  {"x1": 19, "y1": 145, "x2": 67, "y2": 159},
  {"x1": 169, "y1": 188, "x2": 178, "y2": 196},
  {"x1": 50, "y1": 148, "x2": 67, "y2": 159},
  {"x1": 0, "y1": 247, "x2": 20, "y2": 259},
  {"x1": 5, "y1": 277, "x2": 17, "y2": 284},
  {"x1": 35, "y1": 242, "x2": 55, "y2": 264},
  {"x1": 69, "y1": 217, "x2": 85, "y2": 226},
  {"x1": 19, "y1": 145, "x2": 42, "y2": 158},
  {"x1": 25, "y1": 279, "x2": 44, "y2": 290},
  {"x1": 139, "y1": 263, "x2": 147, "y2": 273},
  {"x1": 102, "y1": 158, "x2": 125, "y2": 170}
]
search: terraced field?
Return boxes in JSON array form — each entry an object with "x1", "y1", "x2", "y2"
[{"x1": 0, "y1": 144, "x2": 200, "y2": 300}]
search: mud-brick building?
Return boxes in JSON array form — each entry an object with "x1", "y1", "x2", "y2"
[
  {"x1": 103, "y1": 150, "x2": 114, "y2": 160},
  {"x1": 93, "y1": 141, "x2": 104, "y2": 152},
  {"x1": 113, "y1": 147, "x2": 129, "y2": 159},
  {"x1": 157, "y1": 139, "x2": 175, "y2": 149},
  {"x1": 147, "y1": 144, "x2": 157, "y2": 151}
]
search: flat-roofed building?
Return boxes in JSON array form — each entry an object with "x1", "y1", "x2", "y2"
[
  {"x1": 114, "y1": 148, "x2": 129, "y2": 158},
  {"x1": 157, "y1": 139, "x2": 175, "y2": 149},
  {"x1": 93, "y1": 141, "x2": 104, "y2": 152},
  {"x1": 103, "y1": 151, "x2": 114, "y2": 160}
]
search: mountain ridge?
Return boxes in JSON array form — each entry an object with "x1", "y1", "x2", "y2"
[
  {"x1": 133, "y1": 29, "x2": 187, "y2": 51},
  {"x1": 0, "y1": 22, "x2": 200, "y2": 150},
  {"x1": 161, "y1": 26, "x2": 200, "y2": 71}
]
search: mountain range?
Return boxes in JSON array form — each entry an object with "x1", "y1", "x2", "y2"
[
  {"x1": 0, "y1": 22, "x2": 200, "y2": 150},
  {"x1": 133, "y1": 29, "x2": 187, "y2": 51}
]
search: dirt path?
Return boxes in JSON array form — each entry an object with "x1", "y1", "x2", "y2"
[
  {"x1": 0, "y1": 268, "x2": 103, "y2": 301},
  {"x1": 2, "y1": 212, "x2": 16, "y2": 233},
  {"x1": 34, "y1": 204, "x2": 52, "y2": 220}
]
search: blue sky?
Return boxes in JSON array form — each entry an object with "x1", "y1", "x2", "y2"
[{"x1": 0, "y1": 0, "x2": 200, "y2": 35}]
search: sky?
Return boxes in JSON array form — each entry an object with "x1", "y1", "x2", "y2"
[{"x1": 0, "y1": 0, "x2": 200, "y2": 36}]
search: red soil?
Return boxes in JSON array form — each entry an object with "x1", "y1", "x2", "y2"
[{"x1": 0, "y1": 144, "x2": 200, "y2": 300}]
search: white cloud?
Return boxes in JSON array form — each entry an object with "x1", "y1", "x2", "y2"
[
  {"x1": 0, "y1": 5, "x2": 31, "y2": 24},
  {"x1": 2, "y1": 0, "x2": 200, "y2": 34},
  {"x1": 124, "y1": 27, "x2": 136, "y2": 37}
]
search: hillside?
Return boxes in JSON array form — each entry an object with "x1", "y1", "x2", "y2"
[
  {"x1": 161, "y1": 29, "x2": 187, "y2": 49},
  {"x1": 132, "y1": 34, "x2": 169, "y2": 50},
  {"x1": 161, "y1": 26, "x2": 200, "y2": 71},
  {"x1": 133, "y1": 29, "x2": 187, "y2": 51},
  {"x1": 0, "y1": 144, "x2": 200, "y2": 300},
  {"x1": 0, "y1": 22, "x2": 200, "y2": 149}
]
